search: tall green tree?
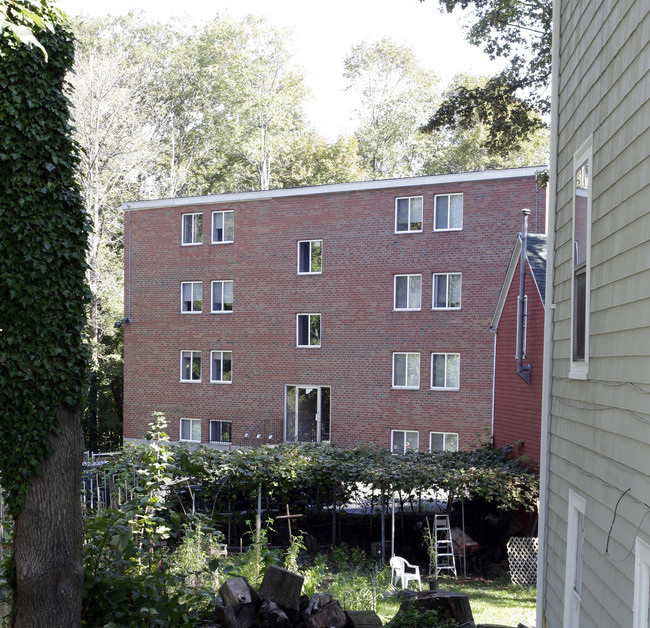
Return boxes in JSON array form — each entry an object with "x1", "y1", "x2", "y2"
[{"x1": 0, "y1": 0, "x2": 87, "y2": 623}]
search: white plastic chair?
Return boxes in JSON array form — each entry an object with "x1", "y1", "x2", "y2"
[{"x1": 389, "y1": 555, "x2": 422, "y2": 591}]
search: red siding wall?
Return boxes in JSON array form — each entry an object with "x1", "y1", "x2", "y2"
[
  {"x1": 492, "y1": 257, "x2": 544, "y2": 468},
  {"x1": 123, "y1": 174, "x2": 545, "y2": 451}
]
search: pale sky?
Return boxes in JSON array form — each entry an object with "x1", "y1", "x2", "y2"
[{"x1": 56, "y1": 0, "x2": 503, "y2": 139}]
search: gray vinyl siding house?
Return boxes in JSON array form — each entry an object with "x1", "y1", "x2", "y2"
[{"x1": 538, "y1": 0, "x2": 650, "y2": 626}]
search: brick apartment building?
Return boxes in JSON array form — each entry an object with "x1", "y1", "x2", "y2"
[{"x1": 122, "y1": 167, "x2": 545, "y2": 452}]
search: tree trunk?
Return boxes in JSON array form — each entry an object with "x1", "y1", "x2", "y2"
[{"x1": 12, "y1": 404, "x2": 84, "y2": 627}]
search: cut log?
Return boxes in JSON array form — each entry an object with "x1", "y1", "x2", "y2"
[
  {"x1": 345, "y1": 609, "x2": 384, "y2": 627},
  {"x1": 304, "y1": 600, "x2": 347, "y2": 628},
  {"x1": 257, "y1": 600, "x2": 292, "y2": 627},
  {"x1": 220, "y1": 577, "x2": 259, "y2": 606},
  {"x1": 212, "y1": 602, "x2": 258, "y2": 628},
  {"x1": 259, "y1": 564, "x2": 304, "y2": 611},
  {"x1": 387, "y1": 590, "x2": 475, "y2": 627},
  {"x1": 304, "y1": 592, "x2": 334, "y2": 615}
]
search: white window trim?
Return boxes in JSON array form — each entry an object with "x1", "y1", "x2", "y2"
[
  {"x1": 433, "y1": 193, "x2": 463, "y2": 232},
  {"x1": 432, "y1": 272, "x2": 462, "y2": 310},
  {"x1": 391, "y1": 429, "x2": 419, "y2": 454},
  {"x1": 569, "y1": 136, "x2": 592, "y2": 379},
  {"x1": 211, "y1": 280, "x2": 234, "y2": 314},
  {"x1": 633, "y1": 537, "x2": 650, "y2": 628},
  {"x1": 210, "y1": 350, "x2": 232, "y2": 384},
  {"x1": 429, "y1": 431, "x2": 459, "y2": 452},
  {"x1": 181, "y1": 212, "x2": 202, "y2": 246},
  {"x1": 297, "y1": 239, "x2": 323, "y2": 275},
  {"x1": 180, "y1": 350, "x2": 201, "y2": 382},
  {"x1": 430, "y1": 353, "x2": 460, "y2": 390},
  {"x1": 563, "y1": 490, "x2": 586, "y2": 628},
  {"x1": 180, "y1": 281, "x2": 202, "y2": 314},
  {"x1": 394, "y1": 274, "x2": 422, "y2": 311},
  {"x1": 392, "y1": 352, "x2": 420, "y2": 389},
  {"x1": 179, "y1": 418, "x2": 201, "y2": 443},
  {"x1": 296, "y1": 313, "x2": 321, "y2": 348},
  {"x1": 394, "y1": 196, "x2": 423, "y2": 234},
  {"x1": 211, "y1": 210, "x2": 234, "y2": 244},
  {"x1": 209, "y1": 419, "x2": 232, "y2": 444}
]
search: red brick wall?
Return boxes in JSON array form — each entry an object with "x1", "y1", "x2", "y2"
[
  {"x1": 492, "y1": 257, "x2": 544, "y2": 468},
  {"x1": 123, "y1": 174, "x2": 545, "y2": 451}
]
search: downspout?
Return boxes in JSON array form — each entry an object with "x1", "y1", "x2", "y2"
[
  {"x1": 537, "y1": 0, "x2": 562, "y2": 623},
  {"x1": 516, "y1": 208, "x2": 532, "y2": 384}
]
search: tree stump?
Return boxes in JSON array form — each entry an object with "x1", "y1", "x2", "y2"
[
  {"x1": 304, "y1": 600, "x2": 347, "y2": 628},
  {"x1": 259, "y1": 564, "x2": 304, "y2": 611},
  {"x1": 388, "y1": 590, "x2": 475, "y2": 627},
  {"x1": 345, "y1": 610, "x2": 384, "y2": 627}
]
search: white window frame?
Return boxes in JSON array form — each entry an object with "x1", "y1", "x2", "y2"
[
  {"x1": 429, "y1": 432, "x2": 459, "y2": 452},
  {"x1": 570, "y1": 137, "x2": 592, "y2": 379},
  {"x1": 296, "y1": 313, "x2": 321, "y2": 348},
  {"x1": 180, "y1": 350, "x2": 201, "y2": 382},
  {"x1": 433, "y1": 193, "x2": 463, "y2": 232},
  {"x1": 180, "y1": 418, "x2": 201, "y2": 443},
  {"x1": 392, "y1": 352, "x2": 420, "y2": 389},
  {"x1": 180, "y1": 281, "x2": 202, "y2": 313},
  {"x1": 391, "y1": 429, "x2": 419, "y2": 454},
  {"x1": 394, "y1": 274, "x2": 422, "y2": 311},
  {"x1": 209, "y1": 420, "x2": 232, "y2": 444},
  {"x1": 633, "y1": 537, "x2": 650, "y2": 628},
  {"x1": 394, "y1": 196, "x2": 423, "y2": 234},
  {"x1": 182, "y1": 212, "x2": 202, "y2": 246},
  {"x1": 297, "y1": 239, "x2": 323, "y2": 275},
  {"x1": 211, "y1": 280, "x2": 233, "y2": 313},
  {"x1": 432, "y1": 273, "x2": 462, "y2": 310},
  {"x1": 563, "y1": 490, "x2": 586, "y2": 628},
  {"x1": 211, "y1": 210, "x2": 234, "y2": 244},
  {"x1": 430, "y1": 353, "x2": 460, "y2": 390},
  {"x1": 210, "y1": 350, "x2": 232, "y2": 384}
]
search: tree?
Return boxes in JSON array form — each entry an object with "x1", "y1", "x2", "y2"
[
  {"x1": 0, "y1": 0, "x2": 88, "y2": 624},
  {"x1": 422, "y1": 0, "x2": 552, "y2": 156}
]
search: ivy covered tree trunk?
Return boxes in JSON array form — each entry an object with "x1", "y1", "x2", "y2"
[{"x1": 0, "y1": 3, "x2": 88, "y2": 626}]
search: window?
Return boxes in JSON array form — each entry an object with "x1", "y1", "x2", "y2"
[
  {"x1": 210, "y1": 350, "x2": 232, "y2": 383},
  {"x1": 430, "y1": 432, "x2": 458, "y2": 452},
  {"x1": 434, "y1": 193, "x2": 463, "y2": 231},
  {"x1": 180, "y1": 418, "x2": 201, "y2": 442},
  {"x1": 298, "y1": 240, "x2": 322, "y2": 274},
  {"x1": 392, "y1": 352, "x2": 420, "y2": 389},
  {"x1": 180, "y1": 350, "x2": 201, "y2": 382},
  {"x1": 571, "y1": 138, "x2": 592, "y2": 376},
  {"x1": 209, "y1": 420, "x2": 232, "y2": 444},
  {"x1": 211, "y1": 280, "x2": 233, "y2": 313},
  {"x1": 431, "y1": 353, "x2": 460, "y2": 390},
  {"x1": 297, "y1": 313, "x2": 320, "y2": 347},
  {"x1": 285, "y1": 386, "x2": 330, "y2": 443},
  {"x1": 394, "y1": 274, "x2": 421, "y2": 310},
  {"x1": 212, "y1": 210, "x2": 234, "y2": 244},
  {"x1": 181, "y1": 281, "x2": 202, "y2": 313},
  {"x1": 633, "y1": 537, "x2": 650, "y2": 628},
  {"x1": 563, "y1": 490, "x2": 586, "y2": 628},
  {"x1": 391, "y1": 430, "x2": 418, "y2": 454},
  {"x1": 395, "y1": 196, "x2": 423, "y2": 233},
  {"x1": 432, "y1": 273, "x2": 461, "y2": 309},
  {"x1": 182, "y1": 213, "x2": 202, "y2": 245}
]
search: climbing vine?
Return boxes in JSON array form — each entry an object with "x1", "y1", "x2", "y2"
[{"x1": 0, "y1": 0, "x2": 89, "y2": 517}]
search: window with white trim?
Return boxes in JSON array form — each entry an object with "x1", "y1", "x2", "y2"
[
  {"x1": 571, "y1": 138, "x2": 592, "y2": 376},
  {"x1": 434, "y1": 193, "x2": 463, "y2": 231},
  {"x1": 180, "y1": 350, "x2": 201, "y2": 382},
  {"x1": 210, "y1": 350, "x2": 232, "y2": 383},
  {"x1": 563, "y1": 490, "x2": 586, "y2": 628},
  {"x1": 430, "y1": 432, "x2": 458, "y2": 452},
  {"x1": 432, "y1": 273, "x2": 461, "y2": 309},
  {"x1": 181, "y1": 281, "x2": 202, "y2": 313},
  {"x1": 182, "y1": 213, "x2": 202, "y2": 245},
  {"x1": 297, "y1": 314, "x2": 320, "y2": 347},
  {"x1": 392, "y1": 352, "x2": 420, "y2": 389},
  {"x1": 395, "y1": 196, "x2": 423, "y2": 233},
  {"x1": 394, "y1": 274, "x2": 421, "y2": 311},
  {"x1": 633, "y1": 537, "x2": 650, "y2": 628},
  {"x1": 180, "y1": 418, "x2": 201, "y2": 442},
  {"x1": 211, "y1": 280, "x2": 233, "y2": 313},
  {"x1": 431, "y1": 353, "x2": 460, "y2": 390},
  {"x1": 298, "y1": 240, "x2": 322, "y2": 274},
  {"x1": 209, "y1": 420, "x2": 232, "y2": 444},
  {"x1": 212, "y1": 210, "x2": 234, "y2": 244},
  {"x1": 391, "y1": 430, "x2": 418, "y2": 454}
]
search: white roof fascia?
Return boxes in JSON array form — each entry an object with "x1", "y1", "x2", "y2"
[
  {"x1": 490, "y1": 236, "x2": 522, "y2": 333},
  {"x1": 122, "y1": 166, "x2": 546, "y2": 212}
]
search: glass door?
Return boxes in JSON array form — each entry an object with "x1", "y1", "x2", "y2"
[{"x1": 285, "y1": 386, "x2": 330, "y2": 443}]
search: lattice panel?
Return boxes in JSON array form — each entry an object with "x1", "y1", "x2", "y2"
[{"x1": 507, "y1": 536, "x2": 538, "y2": 586}]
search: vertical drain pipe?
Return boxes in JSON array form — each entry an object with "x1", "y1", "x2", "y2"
[{"x1": 516, "y1": 208, "x2": 532, "y2": 384}]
